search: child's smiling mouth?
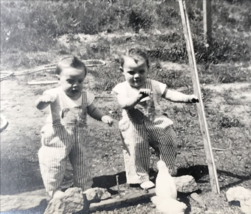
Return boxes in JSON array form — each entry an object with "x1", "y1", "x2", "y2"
[
  {"x1": 133, "y1": 79, "x2": 141, "y2": 83},
  {"x1": 70, "y1": 88, "x2": 79, "y2": 95},
  {"x1": 133, "y1": 80, "x2": 143, "y2": 86}
]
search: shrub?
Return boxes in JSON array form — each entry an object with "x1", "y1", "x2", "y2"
[
  {"x1": 128, "y1": 8, "x2": 153, "y2": 33},
  {"x1": 193, "y1": 35, "x2": 250, "y2": 64}
]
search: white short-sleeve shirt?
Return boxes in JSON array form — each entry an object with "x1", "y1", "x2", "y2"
[
  {"x1": 43, "y1": 87, "x2": 94, "y2": 124},
  {"x1": 112, "y1": 79, "x2": 167, "y2": 117},
  {"x1": 112, "y1": 79, "x2": 166, "y2": 101}
]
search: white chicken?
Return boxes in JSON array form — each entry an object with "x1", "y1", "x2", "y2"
[
  {"x1": 153, "y1": 160, "x2": 187, "y2": 214},
  {"x1": 155, "y1": 160, "x2": 177, "y2": 199},
  {"x1": 151, "y1": 196, "x2": 187, "y2": 214}
]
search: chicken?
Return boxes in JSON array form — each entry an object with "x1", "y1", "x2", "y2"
[
  {"x1": 155, "y1": 160, "x2": 177, "y2": 199},
  {"x1": 151, "y1": 196, "x2": 187, "y2": 214}
]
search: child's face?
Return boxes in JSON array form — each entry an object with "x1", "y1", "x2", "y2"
[
  {"x1": 58, "y1": 67, "x2": 86, "y2": 99},
  {"x1": 122, "y1": 56, "x2": 148, "y2": 88}
]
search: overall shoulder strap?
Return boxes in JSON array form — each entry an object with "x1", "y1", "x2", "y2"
[
  {"x1": 148, "y1": 79, "x2": 157, "y2": 106},
  {"x1": 81, "y1": 90, "x2": 87, "y2": 110},
  {"x1": 146, "y1": 78, "x2": 153, "y2": 90}
]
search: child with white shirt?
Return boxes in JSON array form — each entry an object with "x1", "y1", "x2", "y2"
[
  {"x1": 36, "y1": 56, "x2": 113, "y2": 198},
  {"x1": 112, "y1": 48, "x2": 198, "y2": 189}
]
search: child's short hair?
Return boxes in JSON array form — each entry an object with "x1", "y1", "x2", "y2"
[
  {"x1": 120, "y1": 48, "x2": 150, "y2": 69},
  {"x1": 56, "y1": 56, "x2": 87, "y2": 75}
]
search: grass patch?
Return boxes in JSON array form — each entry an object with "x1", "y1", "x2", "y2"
[
  {"x1": 86, "y1": 60, "x2": 251, "y2": 92},
  {"x1": 88, "y1": 63, "x2": 123, "y2": 91}
]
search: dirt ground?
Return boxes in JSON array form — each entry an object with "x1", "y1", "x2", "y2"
[{"x1": 1, "y1": 66, "x2": 251, "y2": 214}]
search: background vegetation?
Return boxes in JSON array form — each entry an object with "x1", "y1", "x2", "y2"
[{"x1": 1, "y1": 0, "x2": 251, "y2": 70}]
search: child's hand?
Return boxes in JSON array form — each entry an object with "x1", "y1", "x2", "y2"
[
  {"x1": 188, "y1": 94, "x2": 199, "y2": 103},
  {"x1": 101, "y1": 115, "x2": 113, "y2": 126},
  {"x1": 139, "y1": 89, "x2": 152, "y2": 102},
  {"x1": 139, "y1": 89, "x2": 151, "y2": 97},
  {"x1": 39, "y1": 94, "x2": 53, "y2": 103},
  {"x1": 36, "y1": 94, "x2": 53, "y2": 110}
]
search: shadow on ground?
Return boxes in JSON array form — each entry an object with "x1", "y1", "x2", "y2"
[
  {"x1": 92, "y1": 165, "x2": 251, "y2": 193},
  {"x1": 176, "y1": 164, "x2": 251, "y2": 191},
  {"x1": 2, "y1": 165, "x2": 250, "y2": 214},
  {"x1": 1, "y1": 200, "x2": 47, "y2": 214},
  {"x1": 0, "y1": 156, "x2": 44, "y2": 195},
  {"x1": 92, "y1": 171, "x2": 127, "y2": 195}
]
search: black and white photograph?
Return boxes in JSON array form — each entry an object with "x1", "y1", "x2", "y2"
[{"x1": 1, "y1": 0, "x2": 251, "y2": 213}]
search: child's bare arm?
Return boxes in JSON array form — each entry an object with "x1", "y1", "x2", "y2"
[
  {"x1": 116, "y1": 89, "x2": 151, "y2": 110},
  {"x1": 163, "y1": 89, "x2": 199, "y2": 103},
  {"x1": 35, "y1": 94, "x2": 53, "y2": 110},
  {"x1": 87, "y1": 104, "x2": 113, "y2": 126}
]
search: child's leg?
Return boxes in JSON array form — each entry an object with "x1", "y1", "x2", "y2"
[
  {"x1": 69, "y1": 128, "x2": 92, "y2": 191},
  {"x1": 146, "y1": 117, "x2": 178, "y2": 175},
  {"x1": 119, "y1": 118, "x2": 150, "y2": 184},
  {"x1": 38, "y1": 125, "x2": 73, "y2": 195}
]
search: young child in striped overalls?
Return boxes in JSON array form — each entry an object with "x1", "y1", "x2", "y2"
[
  {"x1": 36, "y1": 56, "x2": 113, "y2": 198},
  {"x1": 112, "y1": 48, "x2": 198, "y2": 189}
]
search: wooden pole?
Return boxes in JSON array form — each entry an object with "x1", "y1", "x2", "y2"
[
  {"x1": 178, "y1": 0, "x2": 220, "y2": 194},
  {"x1": 178, "y1": 0, "x2": 193, "y2": 66},
  {"x1": 179, "y1": 0, "x2": 193, "y2": 65},
  {"x1": 203, "y1": 0, "x2": 212, "y2": 45}
]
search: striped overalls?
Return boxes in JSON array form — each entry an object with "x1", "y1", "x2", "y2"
[
  {"x1": 38, "y1": 90, "x2": 92, "y2": 193},
  {"x1": 119, "y1": 79, "x2": 177, "y2": 184}
]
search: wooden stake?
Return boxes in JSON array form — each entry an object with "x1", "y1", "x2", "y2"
[
  {"x1": 90, "y1": 188, "x2": 155, "y2": 212},
  {"x1": 116, "y1": 175, "x2": 120, "y2": 197},
  {"x1": 178, "y1": 0, "x2": 220, "y2": 194},
  {"x1": 203, "y1": 0, "x2": 212, "y2": 45}
]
